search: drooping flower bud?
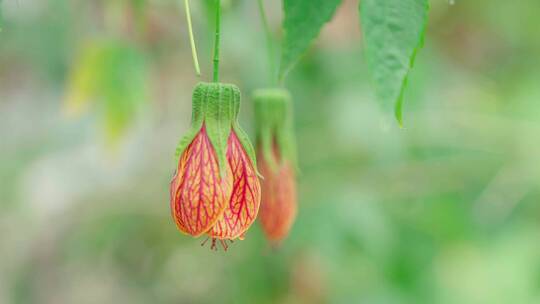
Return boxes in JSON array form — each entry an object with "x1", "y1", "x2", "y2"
[
  {"x1": 170, "y1": 83, "x2": 261, "y2": 248},
  {"x1": 254, "y1": 89, "x2": 298, "y2": 244}
]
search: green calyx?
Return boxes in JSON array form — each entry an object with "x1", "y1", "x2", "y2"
[
  {"x1": 253, "y1": 88, "x2": 297, "y2": 172},
  {"x1": 175, "y1": 82, "x2": 257, "y2": 177}
]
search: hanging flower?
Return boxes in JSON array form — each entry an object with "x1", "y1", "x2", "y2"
[
  {"x1": 170, "y1": 82, "x2": 261, "y2": 250},
  {"x1": 254, "y1": 89, "x2": 298, "y2": 245},
  {"x1": 258, "y1": 148, "x2": 297, "y2": 243}
]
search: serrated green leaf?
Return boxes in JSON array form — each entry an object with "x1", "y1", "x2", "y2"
[
  {"x1": 280, "y1": 0, "x2": 343, "y2": 80},
  {"x1": 360, "y1": 0, "x2": 429, "y2": 126}
]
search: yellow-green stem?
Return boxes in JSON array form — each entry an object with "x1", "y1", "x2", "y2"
[{"x1": 184, "y1": 0, "x2": 201, "y2": 76}]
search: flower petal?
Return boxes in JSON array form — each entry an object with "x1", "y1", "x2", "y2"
[
  {"x1": 208, "y1": 131, "x2": 261, "y2": 240},
  {"x1": 259, "y1": 154, "x2": 297, "y2": 243},
  {"x1": 170, "y1": 126, "x2": 232, "y2": 236}
]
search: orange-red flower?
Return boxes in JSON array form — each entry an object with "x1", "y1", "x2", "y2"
[
  {"x1": 253, "y1": 89, "x2": 298, "y2": 245},
  {"x1": 258, "y1": 148, "x2": 297, "y2": 244},
  {"x1": 170, "y1": 83, "x2": 261, "y2": 250}
]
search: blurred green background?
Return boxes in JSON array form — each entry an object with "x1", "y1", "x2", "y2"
[{"x1": 1, "y1": 0, "x2": 540, "y2": 303}]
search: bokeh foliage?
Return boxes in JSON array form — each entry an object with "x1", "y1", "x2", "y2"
[{"x1": 1, "y1": 1, "x2": 540, "y2": 304}]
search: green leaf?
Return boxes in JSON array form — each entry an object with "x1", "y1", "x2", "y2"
[
  {"x1": 280, "y1": 0, "x2": 343, "y2": 80},
  {"x1": 360, "y1": 0, "x2": 429, "y2": 126}
]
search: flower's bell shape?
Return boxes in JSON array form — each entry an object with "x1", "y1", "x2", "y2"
[
  {"x1": 254, "y1": 89, "x2": 298, "y2": 244},
  {"x1": 170, "y1": 83, "x2": 261, "y2": 243}
]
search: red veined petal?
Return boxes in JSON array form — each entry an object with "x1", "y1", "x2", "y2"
[
  {"x1": 259, "y1": 150, "x2": 297, "y2": 243},
  {"x1": 170, "y1": 125, "x2": 232, "y2": 237},
  {"x1": 208, "y1": 131, "x2": 261, "y2": 240}
]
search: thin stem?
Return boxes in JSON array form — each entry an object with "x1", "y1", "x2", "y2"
[
  {"x1": 257, "y1": 0, "x2": 276, "y2": 85},
  {"x1": 212, "y1": 0, "x2": 221, "y2": 83},
  {"x1": 184, "y1": 0, "x2": 201, "y2": 76}
]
